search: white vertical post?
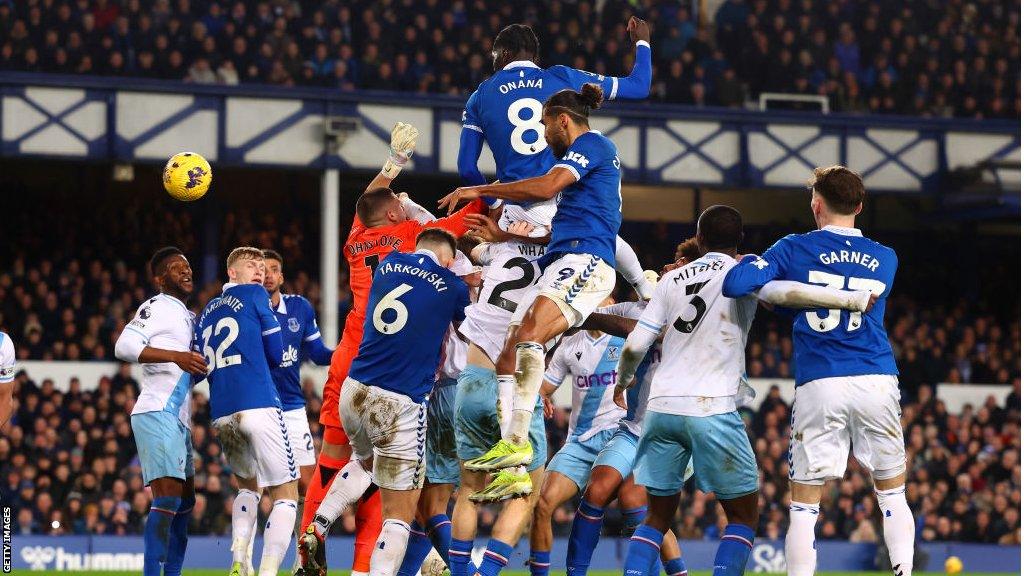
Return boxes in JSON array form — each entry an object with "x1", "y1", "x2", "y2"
[{"x1": 320, "y1": 168, "x2": 340, "y2": 345}]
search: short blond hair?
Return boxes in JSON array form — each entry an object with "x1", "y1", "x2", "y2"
[{"x1": 226, "y1": 246, "x2": 264, "y2": 269}]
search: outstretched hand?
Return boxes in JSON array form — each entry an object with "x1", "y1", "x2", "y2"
[
  {"x1": 438, "y1": 186, "x2": 483, "y2": 215},
  {"x1": 627, "y1": 16, "x2": 651, "y2": 44}
]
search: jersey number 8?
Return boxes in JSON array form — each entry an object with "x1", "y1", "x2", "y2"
[{"x1": 508, "y1": 98, "x2": 547, "y2": 156}]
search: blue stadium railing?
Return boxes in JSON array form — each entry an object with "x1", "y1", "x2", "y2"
[{"x1": 0, "y1": 72, "x2": 1019, "y2": 193}]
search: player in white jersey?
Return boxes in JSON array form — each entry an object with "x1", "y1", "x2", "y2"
[
  {"x1": 526, "y1": 301, "x2": 629, "y2": 576},
  {"x1": 615, "y1": 207, "x2": 876, "y2": 576},
  {"x1": 114, "y1": 247, "x2": 208, "y2": 576},
  {"x1": 0, "y1": 330, "x2": 16, "y2": 432}
]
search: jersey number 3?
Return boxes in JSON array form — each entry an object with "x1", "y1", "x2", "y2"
[
  {"x1": 673, "y1": 281, "x2": 710, "y2": 334},
  {"x1": 200, "y1": 317, "x2": 241, "y2": 371}
]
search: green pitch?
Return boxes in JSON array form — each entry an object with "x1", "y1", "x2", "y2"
[
  {"x1": 6, "y1": 565, "x2": 1015, "y2": 569},
  {"x1": 7, "y1": 571, "x2": 1016, "y2": 576}
]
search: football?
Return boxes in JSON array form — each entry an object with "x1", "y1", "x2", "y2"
[
  {"x1": 162, "y1": 152, "x2": 212, "y2": 201},
  {"x1": 945, "y1": 556, "x2": 964, "y2": 574}
]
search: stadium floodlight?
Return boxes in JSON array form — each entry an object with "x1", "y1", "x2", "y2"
[{"x1": 324, "y1": 116, "x2": 361, "y2": 153}]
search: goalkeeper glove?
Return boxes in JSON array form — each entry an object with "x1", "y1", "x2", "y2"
[{"x1": 381, "y1": 122, "x2": 420, "y2": 179}]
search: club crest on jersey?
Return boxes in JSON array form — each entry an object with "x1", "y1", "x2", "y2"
[
  {"x1": 562, "y1": 151, "x2": 589, "y2": 167},
  {"x1": 140, "y1": 307, "x2": 151, "y2": 319},
  {"x1": 606, "y1": 346, "x2": 620, "y2": 360},
  {"x1": 288, "y1": 317, "x2": 300, "y2": 332}
]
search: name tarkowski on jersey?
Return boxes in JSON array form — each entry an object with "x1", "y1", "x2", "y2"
[{"x1": 378, "y1": 260, "x2": 451, "y2": 292}]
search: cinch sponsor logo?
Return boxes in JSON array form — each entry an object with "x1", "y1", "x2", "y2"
[
  {"x1": 574, "y1": 371, "x2": 617, "y2": 389},
  {"x1": 20, "y1": 546, "x2": 144, "y2": 571}
]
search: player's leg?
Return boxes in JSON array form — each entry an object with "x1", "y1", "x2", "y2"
[
  {"x1": 353, "y1": 486, "x2": 383, "y2": 576},
  {"x1": 687, "y1": 412, "x2": 760, "y2": 576},
  {"x1": 397, "y1": 482, "x2": 455, "y2": 576},
  {"x1": 282, "y1": 407, "x2": 317, "y2": 573},
  {"x1": 164, "y1": 420, "x2": 197, "y2": 576},
  {"x1": 660, "y1": 531, "x2": 688, "y2": 576},
  {"x1": 451, "y1": 466, "x2": 486, "y2": 576},
  {"x1": 851, "y1": 375, "x2": 914, "y2": 576},
  {"x1": 618, "y1": 477, "x2": 688, "y2": 576},
  {"x1": 785, "y1": 379, "x2": 851, "y2": 576},
  {"x1": 567, "y1": 465, "x2": 622, "y2": 576},
  {"x1": 304, "y1": 341, "x2": 358, "y2": 530},
  {"x1": 131, "y1": 411, "x2": 188, "y2": 576},
  {"x1": 260, "y1": 480, "x2": 300, "y2": 576},
  {"x1": 371, "y1": 486, "x2": 422, "y2": 576},
  {"x1": 529, "y1": 471, "x2": 579, "y2": 576},
  {"x1": 625, "y1": 412, "x2": 689, "y2": 576},
  {"x1": 421, "y1": 380, "x2": 459, "y2": 562}
]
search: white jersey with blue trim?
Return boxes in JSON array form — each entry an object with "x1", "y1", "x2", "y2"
[
  {"x1": 125, "y1": 294, "x2": 196, "y2": 425},
  {"x1": 597, "y1": 301, "x2": 660, "y2": 436},
  {"x1": 636, "y1": 253, "x2": 757, "y2": 416},
  {"x1": 544, "y1": 330, "x2": 627, "y2": 441},
  {"x1": 0, "y1": 331, "x2": 15, "y2": 384}
]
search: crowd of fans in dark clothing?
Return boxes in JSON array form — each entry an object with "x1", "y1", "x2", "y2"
[{"x1": 0, "y1": 0, "x2": 1019, "y2": 118}]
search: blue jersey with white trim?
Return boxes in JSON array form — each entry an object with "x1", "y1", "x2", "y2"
[
  {"x1": 349, "y1": 251, "x2": 470, "y2": 403},
  {"x1": 543, "y1": 331, "x2": 627, "y2": 441},
  {"x1": 196, "y1": 283, "x2": 284, "y2": 420},
  {"x1": 543, "y1": 131, "x2": 622, "y2": 267},
  {"x1": 722, "y1": 226, "x2": 898, "y2": 385},
  {"x1": 463, "y1": 62, "x2": 618, "y2": 184},
  {"x1": 271, "y1": 294, "x2": 325, "y2": 411}
]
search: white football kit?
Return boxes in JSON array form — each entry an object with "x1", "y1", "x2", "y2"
[{"x1": 0, "y1": 332, "x2": 15, "y2": 384}]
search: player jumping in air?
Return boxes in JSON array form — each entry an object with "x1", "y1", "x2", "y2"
[
  {"x1": 260, "y1": 249, "x2": 335, "y2": 572},
  {"x1": 440, "y1": 83, "x2": 626, "y2": 575},
  {"x1": 722, "y1": 166, "x2": 912, "y2": 576},
  {"x1": 114, "y1": 247, "x2": 207, "y2": 576},
  {"x1": 301, "y1": 229, "x2": 471, "y2": 576},
  {"x1": 196, "y1": 247, "x2": 297, "y2": 576},
  {"x1": 300, "y1": 124, "x2": 486, "y2": 576},
  {"x1": 616, "y1": 206, "x2": 876, "y2": 576}
]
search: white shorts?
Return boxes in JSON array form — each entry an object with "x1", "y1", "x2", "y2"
[
  {"x1": 283, "y1": 407, "x2": 316, "y2": 467},
  {"x1": 213, "y1": 407, "x2": 299, "y2": 488},
  {"x1": 512, "y1": 253, "x2": 616, "y2": 329},
  {"x1": 459, "y1": 302, "x2": 513, "y2": 364},
  {"x1": 789, "y1": 374, "x2": 906, "y2": 485},
  {"x1": 340, "y1": 378, "x2": 428, "y2": 491}
]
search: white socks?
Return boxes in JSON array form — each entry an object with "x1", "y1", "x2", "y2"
[
  {"x1": 314, "y1": 460, "x2": 373, "y2": 531},
  {"x1": 259, "y1": 499, "x2": 297, "y2": 576},
  {"x1": 877, "y1": 486, "x2": 915, "y2": 576},
  {"x1": 785, "y1": 502, "x2": 819, "y2": 576},
  {"x1": 497, "y1": 374, "x2": 515, "y2": 437},
  {"x1": 508, "y1": 342, "x2": 545, "y2": 446},
  {"x1": 231, "y1": 489, "x2": 261, "y2": 564},
  {"x1": 370, "y1": 519, "x2": 412, "y2": 576}
]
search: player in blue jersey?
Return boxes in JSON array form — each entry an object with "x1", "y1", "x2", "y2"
[
  {"x1": 114, "y1": 247, "x2": 207, "y2": 576},
  {"x1": 722, "y1": 166, "x2": 913, "y2": 576},
  {"x1": 261, "y1": 249, "x2": 334, "y2": 572},
  {"x1": 458, "y1": 17, "x2": 651, "y2": 188},
  {"x1": 439, "y1": 84, "x2": 625, "y2": 576},
  {"x1": 299, "y1": 229, "x2": 470, "y2": 576},
  {"x1": 195, "y1": 247, "x2": 297, "y2": 576}
]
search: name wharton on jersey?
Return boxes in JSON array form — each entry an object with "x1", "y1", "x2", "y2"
[{"x1": 379, "y1": 260, "x2": 451, "y2": 292}]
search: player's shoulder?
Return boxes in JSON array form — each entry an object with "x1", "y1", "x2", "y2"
[
  {"x1": 0, "y1": 331, "x2": 12, "y2": 353},
  {"x1": 577, "y1": 130, "x2": 617, "y2": 157}
]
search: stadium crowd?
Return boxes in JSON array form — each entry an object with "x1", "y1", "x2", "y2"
[{"x1": 0, "y1": 0, "x2": 1018, "y2": 118}]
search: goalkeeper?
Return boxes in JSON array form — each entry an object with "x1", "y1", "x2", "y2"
[{"x1": 299, "y1": 123, "x2": 488, "y2": 576}]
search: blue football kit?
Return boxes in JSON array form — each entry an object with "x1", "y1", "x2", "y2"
[
  {"x1": 270, "y1": 293, "x2": 334, "y2": 411},
  {"x1": 722, "y1": 224, "x2": 899, "y2": 384},
  {"x1": 348, "y1": 251, "x2": 471, "y2": 403},
  {"x1": 195, "y1": 283, "x2": 284, "y2": 420}
]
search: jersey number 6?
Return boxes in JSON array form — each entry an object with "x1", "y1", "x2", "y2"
[{"x1": 372, "y1": 283, "x2": 413, "y2": 334}]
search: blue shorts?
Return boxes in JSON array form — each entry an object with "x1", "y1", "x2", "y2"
[
  {"x1": 548, "y1": 428, "x2": 618, "y2": 490},
  {"x1": 634, "y1": 410, "x2": 758, "y2": 499},
  {"x1": 132, "y1": 411, "x2": 194, "y2": 485},
  {"x1": 454, "y1": 365, "x2": 547, "y2": 472},
  {"x1": 426, "y1": 379, "x2": 460, "y2": 486},
  {"x1": 592, "y1": 426, "x2": 639, "y2": 481}
]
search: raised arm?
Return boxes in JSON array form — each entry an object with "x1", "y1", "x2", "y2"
[
  {"x1": 615, "y1": 17, "x2": 652, "y2": 99},
  {"x1": 438, "y1": 168, "x2": 576, "y2": 214},
  {"x1": 364, "y1": 122, "x2": 420, "y2": 192}
]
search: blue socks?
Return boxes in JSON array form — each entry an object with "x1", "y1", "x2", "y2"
[
  {"x1": 397, "y1": 521, "x2": 434, "y2": 576},
  {"x1": 143, "y1": 495, "x2": 181, "y2": 576},
  {"x1": 477, "y1": 539, "x2": 513, "y2": 576},
  {"x1": 163, "y1": 495, "x2": 193, "y2": 576},
  {"x1": 623, "y1": 524, "x2": 663, "y2": 576},
  {"x1": 664, "y1": 556, "x2": 688, "y2": 576},
  {"x1": 713, "y1": 524, "x2": 755, "y2": 576},
  {"x1": 528, "y1": 549, "x2": 550, "y2": 576},
  {"x1": 623, "y1": 506, "x2": 648, "y2": 533},
  {"x1": 450, "y1": 538, "x2": 476, "y2": 576},
  {"x1": 427, "y1": 513, "x2": 453, "y2": 563},
  {"x1": 567, "y1": 500, "x2": 605, "y2": 575}
]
